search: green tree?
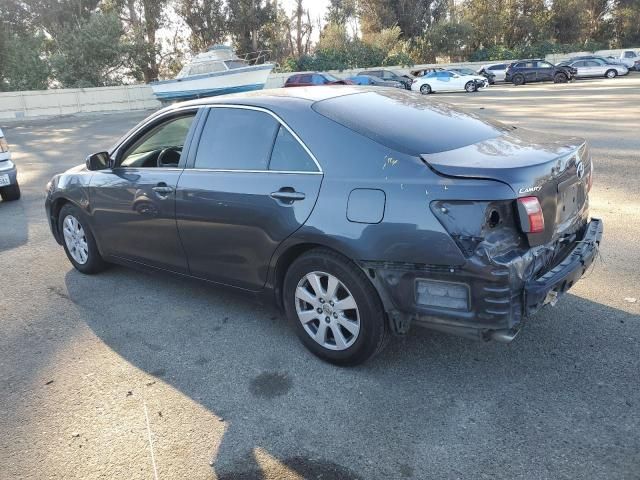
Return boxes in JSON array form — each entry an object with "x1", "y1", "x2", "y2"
[
  {"x1": 613, "y1": 0, "x2": 640, "y2": 46},
  {"x1": 227, "y1": 0, "x2": 276, "y2": 54},
  {"x1": 0, "y1": 32, "x2": 50, "y2": 91},
  {"x1": 176, "y1": 0, "x2": 228, "y2": 52},
  {"x1": 50, "y1": 12, "x2": 132, "y2": 88}
]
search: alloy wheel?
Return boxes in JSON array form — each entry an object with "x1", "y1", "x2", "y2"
[
  {"x1": 294, "y1": 271, "x2": 360, "y2": 351},
  {"x1": 62, "y1": 214, "x2": 89, "y2": 265}
]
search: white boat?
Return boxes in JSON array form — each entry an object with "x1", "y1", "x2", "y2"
[{"x1": 149, "y1": 45, "x2": 275, "y2": 102}]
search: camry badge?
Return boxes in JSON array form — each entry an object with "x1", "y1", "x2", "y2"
[
  {"x1": 519, "y1": 185, "x2": 542, "y2": 194},
  {"x1": 576, "y1": 160, "x2": 585, "y2": 179}
]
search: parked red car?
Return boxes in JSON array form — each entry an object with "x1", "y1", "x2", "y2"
[{"x1": 284, "y1": 72, "x2": 354, "y2": 87}]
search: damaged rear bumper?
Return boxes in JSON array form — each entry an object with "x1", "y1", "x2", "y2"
[
  {"x1": 363, "y1": 218, "x2": 603, "y2": 341},
  {"x1": 524, "y1": 218, "x2": 603, "y2": 314}
]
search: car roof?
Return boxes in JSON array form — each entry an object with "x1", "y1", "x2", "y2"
[{"x1": 162, "y1": 86, "x2": 365, "y2": 111}]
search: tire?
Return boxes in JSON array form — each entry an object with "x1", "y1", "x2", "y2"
[
  {"x1": 283, "y1": 248, "x2": 388, "y2": 366},
  {"x1": 554, "y1": 72, "x2": 568, "y2": 83},
  {"x1": 464, "y1": 81, "x2": 477, "y2": 93},
  {"x1": 605, "y1": 69, "x2": 617, "y2": 79},
  {"x1": 58, "y1": 203, "x2": 107, "y2": 274},
  {"x1": 419, "y1": 84, "x2": 432, "y2": 95},
  {"x1": 0, "y1": 183, "x2": 20, "y2": 201},
  {"x1": 513, "y1": 75, "x2": 525, "y2": 86}
]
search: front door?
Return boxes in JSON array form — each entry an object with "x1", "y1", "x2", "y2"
[
  {"x1": 176, "y1": 106, "x2": 322, "y2": 291},
  {"x1": 90, "y1": 111, "x2": 198, "y2": 273},
  {"x1": 536, "y1": 61, "x2": 555, "y2": 81}
]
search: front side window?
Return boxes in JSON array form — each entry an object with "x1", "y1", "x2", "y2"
[
  {"x1": 269, "y1": 126, "x2": 318, "y2": 172},
  {"x1": 537, "y1": 61, "x2": 554, "y2": 68},
  {"x1": 119, "y1": 114, "x2": 195, "y2": 168},
  {"x1": 194, "y1": 108, "x2": 279, "y2": 170},
  {"x1": 224, "y1": 60, "x2": 248, "y2": 69}
]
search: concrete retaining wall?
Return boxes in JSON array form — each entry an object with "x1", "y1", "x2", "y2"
[
  {"x1": 1, "y1": 47, "x2": 637, "y2": 121},
  {"x1": 0, "y1": 84, "x2": 161, "y2": 121}
]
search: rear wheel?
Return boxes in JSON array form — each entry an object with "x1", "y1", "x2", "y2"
[
  {"x1": 513, "y1": 74, "x2": 525, "y2": 86},
  {"x1": 554, "y1": 72, "x2": 568, "y2": 83},
  {"x1": 464, "y1": 81, "x2": 477, "y2": 93},
  {"x1": 605, "y1": 69, "x2": 617, "y2": 78},
  {"x1": 58, "y1": 203, "x2": 107, "y2": 274},
  {"x1": 283, "y1": 249, "x2": 388, "y2": 366},
  {"x1": 420, "y1": 84, "x2": 432, "y2": 95},
  {"x1": 0, "y1": 183, "x2": 20, "y2": 201}
]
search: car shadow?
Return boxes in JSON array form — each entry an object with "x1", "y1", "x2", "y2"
[
  {"x1": 64, "y1": 266, "x2": 639, "y2": 479},
  {"x1": 0, "y1": 197, "x2": 28, "y2": 253}
]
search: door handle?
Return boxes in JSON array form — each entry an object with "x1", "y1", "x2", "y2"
[
  {"x1": 270, "y1": 190, "x2": 305, "y2": 202},
  {"x1": 153, "y1": 185, "x2": 174, "y2": 194}
]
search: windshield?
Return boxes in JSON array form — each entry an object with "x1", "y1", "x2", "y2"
[
  {"x1": 224, "y1": 60, "x2": 248, "y2": 69},
  {"x1": 455, "y1": 68, "x2": 476, "y2": 75},
  {"x1": 323, "y1": 73, "x2": 340, "y2": 82}
]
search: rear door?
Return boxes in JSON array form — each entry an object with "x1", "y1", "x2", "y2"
[
  {"x1": 489, "y1": 64, "x2": 506, "y2": 81},
  {"x1": 176, "y1": 106, "x2": 323, "y2": 290},
  {"x1": 586, "y1": 59, "x2": 606, "y2": 76}
]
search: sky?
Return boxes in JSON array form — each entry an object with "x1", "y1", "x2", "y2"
[
  {"x1": 280, "y1": 0, "x2": 331, "y2": 42},
  {"x1": 281, "y1": 0, "x2": 330, "y2": 22}
]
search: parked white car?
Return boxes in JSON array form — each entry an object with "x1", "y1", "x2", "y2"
[
  {"x1": 411, "y1": 70, "x2": 488, "y2": 94},
  {"x1": 566, "y1": 58, "x2": 628, "y2": 78},
  {"x1": 478, "y1": 63, "x2": 509, "y2": 82},
  {"x1": 608, "y1": 50, "x2": 640, "y2": 70},
  {"x1": 0, "y1": 128, "x2": 20, "y2": 201}
]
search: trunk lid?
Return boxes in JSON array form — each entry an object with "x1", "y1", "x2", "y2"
[{"x1": 421, "y1": 128, "x2": 592, "y2": 246}]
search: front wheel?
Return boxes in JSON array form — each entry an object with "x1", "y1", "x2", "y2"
[
  {"x1": 513, "y1": 75, "x2": 525, "y2": 86},
  {"x1": 605, "y1": 69, "x2": 617, "y2": 78},
  {"x1": 464, "y1": 81, "x2": 477, "y2": 93},
  {"x1": 283, "y1": 249, "x2": 388, "y2": 366},
  {"x1": 554, "y1": 73, "x2": 568, "y2": 83},
  {"x1": 58, "y1": 203, "x2": 108, "y2": 274},
  {"x1": 0, "y1": 183, "x2": 20, "y2": 201},
  {"x1": 420, "y1": 84, "x2": 432, "y2": 95}
]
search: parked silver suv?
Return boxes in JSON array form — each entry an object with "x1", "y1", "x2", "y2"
[{"x1": 0, "y1": 128, "x2": 20, "y2": 201}]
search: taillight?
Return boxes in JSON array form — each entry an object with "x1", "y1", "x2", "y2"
[
  {"x1": 517, "y1": 196, "x2": 545, "y2": 234},
  {"x1": 0, "y1": 137, "x2": 8, "y2": 153}
]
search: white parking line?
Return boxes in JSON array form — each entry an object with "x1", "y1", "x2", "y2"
[{"x1": 143, "y1": 399, "x2": 160, "y2": 480}]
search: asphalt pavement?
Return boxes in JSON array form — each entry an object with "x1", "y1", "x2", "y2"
[{"x1": 1, "y1": 75, "x2": 639, "y2": 479}]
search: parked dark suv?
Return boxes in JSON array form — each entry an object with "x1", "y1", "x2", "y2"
[
  {"x1": 45, "y1": 87, "x2": 602, "y2": 365},
  {"x1": 357, "y1": 69, "x2": 413, "y2": 89},
  {"x1": 505, "y1": 60, "x2": 577, "y2": 85},
  {"x1": 284, "y1": 72, "x2": 352, "y2": 87}
]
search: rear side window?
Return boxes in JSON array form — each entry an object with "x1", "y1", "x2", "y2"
[
  {"x1": 286, "y1": 75, "x2": 298, "y2": 84},
  {"x1": 269, "y1": 126, "x2": 318, "y2": 172},
  {"x1": 312, "y1": 74, "x2": 326, "y2": 85},
  {"x1": 299, "y1": 74, "x2": 313, "y2": 83},
  {"x1": 194, "y1": 108, "x2": 279, "y2": 170}
]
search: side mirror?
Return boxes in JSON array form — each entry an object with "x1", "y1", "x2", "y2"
[{"x1": 86, "y1": 151, "x2": 111, "y2": 171}]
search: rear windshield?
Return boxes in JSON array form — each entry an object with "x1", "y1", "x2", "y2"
[{"x1": 312, "y1": 91, "x2": 505, "y2": 155}]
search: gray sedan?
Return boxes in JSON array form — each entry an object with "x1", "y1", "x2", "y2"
[
  {"x1": 45, "y1": 87, "x2": 602, "y2": 365},
  {"x1": 564, "y1": 58, "x2": 628, "y2": 78}
]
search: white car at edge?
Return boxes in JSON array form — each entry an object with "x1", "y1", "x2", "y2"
[
  {"x1": 411, "y1": 70, "x2": 489, "y2": 94},
  {"x1": 0, "y1": 127, "x2": 21, "y2": 202}
]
